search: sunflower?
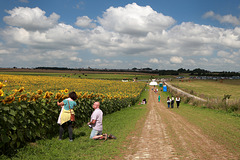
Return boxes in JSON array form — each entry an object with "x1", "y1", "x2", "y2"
[
  {"x1": 37, "y1": 89, "x2": 43, "y2": 95},
  {"x1": 29, "y1": 93, "x2": 36, "y2": 101},
  {"x1": 54, "y1": 92, "x2": 62, "y2": 100},
  {"x1": 12, "y1": 89, "x2": 18, "y2": 95},
  {"x1": 87, "y1": 95, "x2": 92, "y2": 99},
  {"x1": 34, "y1": 94, "x2": 41, "y2": 101},
  {"x1": 19, "y1": 94, "x2": 28, "y2": 100},
  {"x1": 0, "y1": 89, "x2": 4, "y2": 96},
  {"x1": 3, "y1": 96, "x2": 15, "y2": 104},
  {"x1": 18, "y1": 87, "x2": 25, "y2": 93},
  {"x1": 64, "y1": 89, "x2": 69, "y2": 93},
  {"x1": 62, "y1": 95, "x2": 69, "y2": 100},
  {"x1": 43, "y1": 91, "x2": 51, "y2": 99},
  {"x1": 0, "y1": 82, "x2": 6, "y2": 89},
  {"x1": 82, "y1": 93, "x2": 88, "y2": 98}
]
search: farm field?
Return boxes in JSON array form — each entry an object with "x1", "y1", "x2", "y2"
[
  {"x1": 0, "y1": 72, "x2": 147, "y2": 156},
  {"x1": 169, "y1": 79, "x2": 240, "y2": 100},
  {"x1": 1, "y1": 83, "x2": 240, "y2": 159},
  {"x1": 0, "y1": 69, "x2": 162, "y2": 80},
  {"x1": 0, "y1": 74, "x2": 146, "y2": 96},
  {"x1": 1, "y1": 71, "x2": 240, "y2": 159}
]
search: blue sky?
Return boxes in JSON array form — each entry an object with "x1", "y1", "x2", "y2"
[{"x1": 0, "y1": 0, "x2": 240, "y2": 71}]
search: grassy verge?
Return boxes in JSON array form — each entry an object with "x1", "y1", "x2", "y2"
[
  {"x1": 160, "y1": 86, "x2": 240, "y2": 156},
  {"x1": 0, "y1": 87, "x2": 149, "y2": 160},
  {"x1": 169, "y1": 79, "x2": 240, "y2": 99}
]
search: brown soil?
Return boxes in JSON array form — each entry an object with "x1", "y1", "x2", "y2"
[{"x1": 124, "y1": 87, "x2": 238, "y2": 160}]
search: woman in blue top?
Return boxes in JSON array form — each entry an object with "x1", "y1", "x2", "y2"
[{"x1": 57, "y1": 91, "x2": 77, "y2": 141}]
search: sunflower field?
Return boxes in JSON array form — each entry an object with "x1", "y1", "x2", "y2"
[{"x1": 0, "y1": 74, "x2": 146, "y2": 154}]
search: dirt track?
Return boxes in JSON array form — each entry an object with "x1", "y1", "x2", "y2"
[{"x1": 125, "y1": 87, "x2": 238, "y2": 160}]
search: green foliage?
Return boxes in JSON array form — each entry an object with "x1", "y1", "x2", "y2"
[
  {"x1": 0, "y1": 99, "x2": 59, "y2": 155},
  {"x1": 222, "y1": 94, "x2": 231, "y2": 102}
]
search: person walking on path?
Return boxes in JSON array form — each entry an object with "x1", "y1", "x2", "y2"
[
  {"x1": 167, "y1": 96, "x2": 171, "y2": 108},
  {"x1": 57, "y1": 91, "x2": 77, "y2": 141},
  {"x1": 158, "y1": 94, "x2": 161, "y2": 103},
  {"x1": 171, "y1": 96, "x2": 174, "y2": 108},
  {"x1": 176, "y1": 96, "x2": 181, "y2": 108},
  {"x1": 88, "y1": 101, "x2": 103, "y2": 139}
]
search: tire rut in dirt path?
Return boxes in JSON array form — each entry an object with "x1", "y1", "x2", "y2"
[{"x1": 124, "y1": 87, "x2": 238, "y2": 160}]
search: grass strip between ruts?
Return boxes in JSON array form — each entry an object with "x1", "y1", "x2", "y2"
[{"x1": 1, "y1": 87, "x2": 149, "y2": 160}]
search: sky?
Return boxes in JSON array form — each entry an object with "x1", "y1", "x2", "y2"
[{"x1": 0, "y1": 0, "x2": 240, "y2": 71}]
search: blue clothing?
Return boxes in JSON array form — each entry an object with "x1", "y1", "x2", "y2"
[
  {"x1": 90, "y1": 129, "x2": 102, "y2": 139},
  {"x1": 63, "y1": 99, "x2": 77, "y2": 110}
]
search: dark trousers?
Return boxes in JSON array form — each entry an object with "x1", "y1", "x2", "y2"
[
  {"x1": 167, "y1": 102, "x2": 170, "y2": 108},
  {"x1": 171, "y1": 101, "x2": 174, "y2": 108},
  {"x1": 176, "y1": 101, "x2": 180, "y2": 108},
  {"x1": 59, "y1": 121, "x2": 73, "y2": 140}
]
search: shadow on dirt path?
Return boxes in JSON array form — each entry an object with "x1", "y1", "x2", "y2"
[{"x1": 124, "y1": 87, "x2": 238, "y2": 160}]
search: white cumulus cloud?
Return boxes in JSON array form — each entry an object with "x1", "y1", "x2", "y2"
[
  {"x1": 75, "y1": 16, "x2": 96, "y2": 28},
  {"x1": 70, "y1": 57, "x2": 82, "y2": 62},
  {"x1": 170, "y1": 56, "x2": 183, "y2": 64},
  {"x1": 98, "y1": 3, "x2": 176, "y2": 36},
  {"x1": 203, "y1": 11, "x2": 240, "y2": 26},
  {"x1": 3, "y1": 7, "x2": 59, "y2": 31},
  {"x1": 94, "y1": 59, "x2": 101, "y2": 63},
  {"x1": 217, "y1": 51, "x2": 230, "y2": 57},
  {"x1": 149, "y1": 58, "x2": 159, "y2": 63}
]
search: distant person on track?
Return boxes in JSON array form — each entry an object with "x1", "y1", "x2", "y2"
[
  {"x1": 176, "y1": 96, "x2": 181, "y2": 108},
  {"x1": 158, "y1": 94, "x2": 161, "y2": 103},
  {"x1": 167, "y1": 96, "x2": 171, "y2": 108},
  {"x1": 171, "y1": 96, "x2": 174, "y2": 108},
  {"x1": 88, "y1": 101, "x2": 103, "y2": 139},
  {"x1": 57, "y1": 91, "x2": 77, "y2": 141}
]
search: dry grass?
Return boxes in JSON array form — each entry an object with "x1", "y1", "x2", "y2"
[{"x1": 170, "y1": 79, "x2": 240, "y2": 100}]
